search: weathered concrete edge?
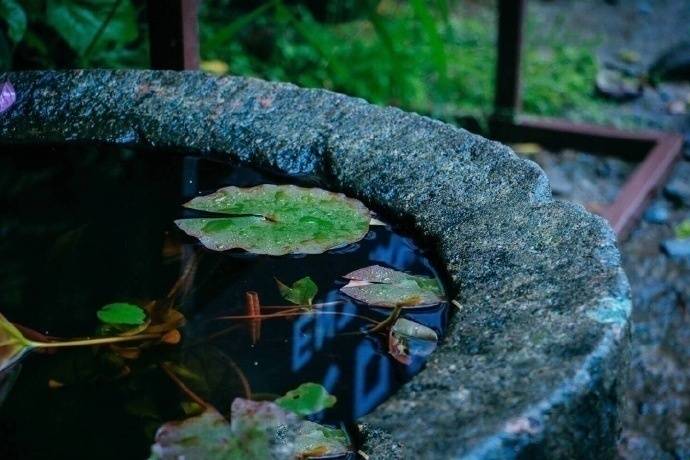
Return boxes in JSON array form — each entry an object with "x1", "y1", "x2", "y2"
[{"x1": 0, "y1": 70, "x2": 632, "y2": 459}]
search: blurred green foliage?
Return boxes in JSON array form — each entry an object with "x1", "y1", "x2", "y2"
[{"x1": 0, "y1": 0, "x2": 603, "y2": 122}]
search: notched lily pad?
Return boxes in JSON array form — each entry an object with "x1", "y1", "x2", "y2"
[
  {"x1": 388, "y1": 318, "x2": 439, "y2": 365},
  {"x1": 340, "y1": 265, "x2": 444, "y2": 308},
  {"x1": 275, "y1": 382, "x2": 336, "y2": 416},
  {"x1": 175, "y1": 184, "x2": 371, "y2": 255}
]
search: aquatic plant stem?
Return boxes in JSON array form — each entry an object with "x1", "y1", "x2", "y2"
[
  {"x1": 161, "y1": 362, "x2": 208, "y2": 409},
  {"x1": 30, "y1": 333, "x2": 162, "y2": 349},
  {"x1": 367, "y1": 304, "x2": 403, "y2": 334},
  {"x1": 216, "y1": 311, "x2": 379, "y2": 324}
]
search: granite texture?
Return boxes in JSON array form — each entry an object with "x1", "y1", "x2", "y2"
[{"x1": 0, "y1": 70, "x2": 631, "y2": 459}]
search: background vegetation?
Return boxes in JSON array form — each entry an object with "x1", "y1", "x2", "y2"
[{"x1": 0, "y1": 0, "x2": 604, "y2": 124}]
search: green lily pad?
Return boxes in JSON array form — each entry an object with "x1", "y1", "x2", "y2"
[
  {"x1": 149, "y1": 398, "x2": 350, "y2": 460},
  {"x1": 174, "y1": 184, "x2": 371, "y2": 255},
  {"x1": 276, "y1": 276, "x2": 318, "y2": 306},
  {"x1": 340, "y1": 265, "x2": 444, "y2": 308},
  {"x1": 275, "y1": 382, "x2": 336, "y2": 416},
  {"x1": 97, "y1": 303, "x2": 147, "y2": 326},
  {"x1": 389, "y1": 318, "x2": 439, "y2": 365}
]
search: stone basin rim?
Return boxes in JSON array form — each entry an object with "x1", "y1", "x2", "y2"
[{"x1": 0, "y1": 70, "x2": 631, "y2": 460}]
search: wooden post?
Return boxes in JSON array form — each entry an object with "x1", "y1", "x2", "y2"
[
  {"x1": 147, "y1": 0, "x2": 200, "y2": 70},
  {"x1": 494, "y1": 0, "x2": 526, "y2": 118}
]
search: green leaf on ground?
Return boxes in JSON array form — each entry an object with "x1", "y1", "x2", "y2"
[
  {"x1": 276, "y1": 276, "x2": 318, "y2": 306},
  {"x1": 45, "y1": 0, "x2": 138, "y2": 56},
  {"x1": 388, "y1": 317, "x2": 439, "y2": 365},
  {"x1": 149, "y1": 398, "x2": 350, "y2": 460},
  {"x1": 175, "y1": 184, "x2": 371, "y2": 255},
  {"x1": 97, "y1": 303, "x2": 146, "y2": 326},
  {"x1": 340, "y1": 265, "x2": 444, "y2": 308},
  {"x1": 676, "y1": 218, "x2": 690, "y2": 239},
  {"x1": 275, "y1": 382, "x2": 336, "y2": 416}
]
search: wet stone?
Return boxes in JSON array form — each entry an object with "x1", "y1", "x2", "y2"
[
  {"x1": 661, "y1": 239, "x2": 690, "y2": 259},
  {"x1": 643, "y1": 201, "x2": 671, "y2": 224}
]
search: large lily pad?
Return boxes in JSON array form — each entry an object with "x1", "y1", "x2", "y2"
[
  {"x1": 340, "y1": 265, "x2": 444, "y2": 308},
  {"x1": 175, "y1": 184, "x2": 371, "y2": 255}
]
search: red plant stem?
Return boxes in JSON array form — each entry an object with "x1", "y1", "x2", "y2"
[
  {"x1": 246, "y1": 291, "x2": 261, "y2": 345},
  {"x1": 215, "y1": 353, "x2": 252, "y2": 400},
  {"x1": 160, "y1": 362, "x2": 208, "y2": 409},
  {"x1": 216, "y1": 311, "x2": 379, "y2": 324}
]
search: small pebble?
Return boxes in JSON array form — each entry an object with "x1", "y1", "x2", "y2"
[
  {"x1": 643, "y1": 203, "x2": 670, "y2": 224},
  {"x1": 664, "y1": 179, "x2": 690, "y2": 206},
  {"x1": 661, "y1": 239, "x2": 690, "y2": 259}
]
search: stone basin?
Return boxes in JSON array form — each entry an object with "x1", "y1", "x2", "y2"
[{"x1": 0, "y1": 70, "x2": 631, "y2": 459}]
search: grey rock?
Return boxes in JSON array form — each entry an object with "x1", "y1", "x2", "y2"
[
  {"x1": 661, "y1": 239, "x2": 690, "y2": 259},
  {"x1": 643, "y1": 202, "x2": 670, "y2": 224},
  {"x1": 664, "y1": 178, "x2": 690, "y2": 206},
  {"x1": 0, "y1": 70, "x2": 630, "y2": 460}
]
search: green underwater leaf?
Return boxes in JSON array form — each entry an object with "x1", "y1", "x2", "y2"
[
  {"x1": 0, "y1": 312, "x2": 33, "y2": 373},
  {"x1": 275, "y1": 382, "x2": 336, "y2": 416},
  {"x1": 340, "y1": 265, "x2": 444, "y2": 308},
  {"x1": 97, "y1": 303, "x2": 146, "y2": 326},
  {"x1": 149, "y1": 398, "x2": 350, "y2": 460},
  {"x1": 175, "y1": 184, "x2": 371, "y2": 255},
  {"x1": 276, "y1": 276, "x2": 318, "y2": 306}
]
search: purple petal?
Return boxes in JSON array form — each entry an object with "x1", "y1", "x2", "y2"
[{"x1": 0, "y1": 80, "x2": 16, "y2": 113}]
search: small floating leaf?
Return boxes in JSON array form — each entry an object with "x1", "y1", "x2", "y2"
[
  {"x1": 388, "y1": 318, "x2": 439, "y2": 365},
  {"x1": 275, "y1": 382, "x2": 336, "y2": 416},
  {"x1": 97, "y1": 303, "x2": 147, "y2": 326},
  {"x1": 175, "y1": 184, "x2": 371, "y2": 255},
  {"x1": 340, "y1": 265, "x2": 444, "y2": 308},
  {"x1": 0, "y1": 80, "x2": 16, "y2": 113},
  {"x1": 276, "y1": 276, "x2": 318, "y2": 306}
]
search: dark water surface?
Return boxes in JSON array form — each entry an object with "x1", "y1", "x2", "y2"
[{"x1": 0, "y1": 145, "x2": 449, "y2": 459}]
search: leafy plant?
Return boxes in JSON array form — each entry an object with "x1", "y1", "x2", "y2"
[
  {"x1": 275, "y1": 276, "x2": 318, "y2": 306},
  {"x1": 340, "y1": 265, "x2": 444, "y2": 308},
  {"x1": 149, "y1": 384, "x2": 349, "y2": 459},
  {"x1": 275, "y1": 382, "x2": 336, "y2": 416},
  {"x1": 175, "y1": 184, "x2": 371, "y2": 255}
]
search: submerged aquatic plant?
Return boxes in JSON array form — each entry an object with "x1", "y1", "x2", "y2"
[
  {"x1": 0, "y1": 312, "x2": 166, "y2": 373},
  {"x1": 340, "y1": 265, "x2": 445, "y2": 308},
  {"x1": 388, "y1": 318, "x2": 439, "y2": 365},
  {"x1": 175, "y1": 184, "x2": 372, "y2": 255}
]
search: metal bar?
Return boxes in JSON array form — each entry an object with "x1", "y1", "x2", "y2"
[
  {"x1": 490, "y1": 117, "x2": 656, "y2": 159},
  {"x1": 147, "y1": 0, "x2": 200, "y2": 70},
  {"x1": 603, "y1": 133, "x2": 683, "y2": 239},
  {"x1": 494, "y1": 0, "x2": 526, "y2": 117}
]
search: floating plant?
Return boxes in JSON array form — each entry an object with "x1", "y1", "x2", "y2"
[
  {"x1": 175, "y1": 184, "x2": 372, "y2": 255},
  {"x1": 149, "y1": 381, "x2": 350, "y2": 459},
  {"x1": 340, "y1": 265, "x2": 445, "y2": 308},
  {"x1": 388, "y1": 318, "x2": 439, "y2": 365},
  {"x1": 276, "y1": 276, "x2": 318, "y2": 307}
]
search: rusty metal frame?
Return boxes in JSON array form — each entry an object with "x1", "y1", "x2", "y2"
[
  {"x1": 490, "y1": 0, "x2": 684, "y2": 240},
  {"x1": 146, "y1": 0, "x2": 200, "y2": 70}
]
